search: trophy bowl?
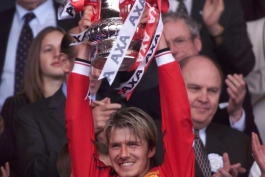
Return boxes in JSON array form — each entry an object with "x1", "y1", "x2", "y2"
[
  {"x1": 89, "y1": 17, "x2": 143, "y2": 71},
  {"x1": 86, "y1": 0, "x2": 143, "y2": 71}
]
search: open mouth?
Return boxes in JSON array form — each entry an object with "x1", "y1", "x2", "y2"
[{"x1": 120, "y1": 162, "x2": 134, "y2": 167}]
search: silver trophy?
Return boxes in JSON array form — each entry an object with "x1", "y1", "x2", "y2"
[{"x1": 87, "y1": 0, "x2": 143, "y2": 71}]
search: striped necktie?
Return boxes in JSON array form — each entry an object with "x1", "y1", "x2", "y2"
[
  {"x1": 194, "y1": 129, "x2": 212, "y2": 177},
  {"x1": 14, "y1": 12, "x2": 35, "y2": 94}
]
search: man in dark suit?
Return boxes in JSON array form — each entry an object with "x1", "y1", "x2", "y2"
[
  {"x1": 149, "y1": 55, "x2": 253, "y2": 176},
  {"x1": 0, "y1": 0, "x2": 79, "y2": 111},
  {"x1": 182, "y1": 55, "x2": 253, "y2": 177}
]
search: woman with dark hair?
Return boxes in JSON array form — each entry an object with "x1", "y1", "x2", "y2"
[
  {"x1": 0, "y1": 26, "x2": 66, "y2": 176},
  {"x1": 1, "y1": 26, "x2": 66, "y2": 119},
  {"x1": 21, "y1": 26, "x2": 66, "y2": 102}
]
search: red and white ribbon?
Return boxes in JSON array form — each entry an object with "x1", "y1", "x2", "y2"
[
  {"x1": 117, "y1": 12, "x2": 163, "y2": 99},
  {"x1": 98, "y1": 0, "x2": 146, "y2": 85},
  {"x1": 69, "y1": 29, "x2": 89, "y2": 45},
  {"x1": 58, "y1": 0, "x2": 76, "y2": 20},
  {"x1": 58, "y1": 0, "x2": 100, "y2": 21}
]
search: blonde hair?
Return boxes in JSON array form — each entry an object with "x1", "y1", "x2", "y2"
[{"x1": 104, "y1": 107, "x2": 157, "y2": 151}]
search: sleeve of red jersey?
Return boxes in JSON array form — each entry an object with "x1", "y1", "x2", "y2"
[
  {"x1": 65, "y1": 59, "x2": 96, "y2": 177},
  {"x1": 156, "y1": 49, "x2": 195, "y2": 177}
]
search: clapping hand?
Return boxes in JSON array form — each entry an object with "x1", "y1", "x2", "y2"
[
  {"x1": 226, "y1": 74, "x2": 246, "y2": 124},
  {"x1": 212, "y1": 153, "x2": 246, "y2": 177},
  {"x1": 0, "y1": 162, "x2": 9, "y2": 177},
  {"x1": 252, "y1": 133, "x2": 265, "y2": 176},
  {"x1": 203, "y1": 0, "x2": 224, "y2": 37}
]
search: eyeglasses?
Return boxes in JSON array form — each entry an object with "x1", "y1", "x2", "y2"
[{"x1": 169, "y1": 37, "x2": 192, "y2": 49}]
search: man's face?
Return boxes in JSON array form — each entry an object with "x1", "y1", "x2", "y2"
[
  {"x1": 164, "y1": 19, "x2": 202, "y2": 62},
  {"x1": 182, "y1": 57, "x2": 221, "y2": 130},
  {"x1": 108, "y1": 127, "x2": 155, "y2": 177}
]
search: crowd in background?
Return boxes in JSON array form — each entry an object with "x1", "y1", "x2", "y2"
[{"x1": 0, "y1": 0, "x2": 265, "y2": 176}]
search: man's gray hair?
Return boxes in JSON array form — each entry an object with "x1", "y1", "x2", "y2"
[{"x1": 162, "y1": 12, "x2": 201, "y2": 39}]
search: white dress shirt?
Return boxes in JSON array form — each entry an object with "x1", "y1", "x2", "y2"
[
  {"x1": 0, "y1": 0, "x2": 56, "y2": 111},
  {"x1": 249, "y1": 162, "x2": 261, "y2": 177},
  {"x1": 196, "y1": 128, "x2": 207, "y2": 147},
  {"x1": 219, "y1": 102, "x2": 246, "y2": 132}
]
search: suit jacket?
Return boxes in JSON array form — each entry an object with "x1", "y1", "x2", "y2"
[
  {"x1": 191, "y1": 0, "x2": 255, "y2": 76},
  {"x1": 16, "y1": 88, "x2": 67, "y2": 177},
  {"x1": 196, "y1": 123, "x2": 254, "y2": 177},
  {"x1": 0, "y1": 94, "x2": 29, "y2": 176},
  {"x1": 152, "y1": 120, "x2": 253, "y2": 177},
  {"x1": 245, "y1": 17, "x2": 265, "y2": 105},
  {"x1": 240, "y1": 0, "x2": 265, "y2": 22},
  {"x1": 0, "y1": 2, "x2": 79, "y2": 83},
  {"x1": 0, "y1": 0, "x2": 15, "y2": 12}
]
